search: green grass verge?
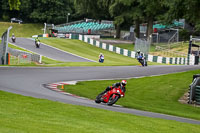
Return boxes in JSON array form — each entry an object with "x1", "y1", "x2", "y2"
[
  {"x1": 61, "y1": 69, "x2": 200, "y2": 120},
  {"x1": 1, "y1": 39, "x2": 158, "y2": 67},
  {"x1": 8, "y1": 43, "x2": 32, "y2": 53},
  {"x1": 0, "y1": 22, "x2": 43, "y2": 37},
  {"x1": 1, "y1": 90, "x2": 200, "y2": 133},
  {"x1": 40, "y1": 38, "x2": 158, "y2": 66}
]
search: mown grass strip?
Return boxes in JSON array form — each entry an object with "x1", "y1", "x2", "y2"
[
  {"x1": 0, "y1": 90, "x2": 200, "y2": 133},
  {"x1": 61, "y1": 69, "x2": 200, "y2": 120},
  {"x1": 2, "y1": 39, "x2": 159, "y2": 66},
  {"x1": 41, "y1": 38, "x2": 159, "y2": 66},
  {"x1": 0, "y1": 22, "x2": 43, "y2": 37}
]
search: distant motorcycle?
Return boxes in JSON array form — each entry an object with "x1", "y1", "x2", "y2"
[
  {"x1": 138, "y1": 56, "x2": 147, "y2": 66},
  {"x1": 35, "y1": 41, "x2": 40, "y2": 48},
  {"x1": 11, "y1": 36, "x2": 16, "y2": 43},
  {"x1": 95, "y1": 86, "x2": 125, "y2": 106}
]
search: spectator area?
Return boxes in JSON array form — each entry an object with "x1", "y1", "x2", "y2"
[
  {"x1": 55, "y1": 21, "x2": 114, "y2": 34},
  {"x1": 153, "y1": 21, "x2": 184, "y2": 30}
]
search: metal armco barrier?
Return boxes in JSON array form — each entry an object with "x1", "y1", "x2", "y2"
[
  {"x1": 195, "y1": 86, "x2": 200, "y2": 104},
  {"x1": 78, "y1": 34, "x2": 194, "y2": 65},
  {"x1": 0, "y1": 26, "x2": 12, "y2": 65},
  {"x1": 188, "y1": 74, "x2": 200, "y2": 104},
  {"x1": 8, "y1": 48, "x2": 42, "y2": 63}
]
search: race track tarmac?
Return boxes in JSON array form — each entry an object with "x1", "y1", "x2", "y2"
[
  {"x1": 1, "y1": 65, "x2": 200, "y2": 124},
  {"x1": 9, "y1": 37, "x2": 94, "y2": 62}
]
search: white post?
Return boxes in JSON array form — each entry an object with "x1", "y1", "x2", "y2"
[
  {"x1": 4, "y1": 26, "x2": 12, "y2": 65},
  {"x1": 177, "y1": 29, "x2": 179, "y2": 42},
  {"x1": 157, "y1": 33, "x2": 159, "y2": 43},
  {"x1": 44, "y1": 23, "x2": 46, "y2": 34},
  {"x1": 67, "y1": 13, "x2": 70, "y2": 23},
  {"x1": 39, "y1": 55, "x2": 42, "y2": 64}
]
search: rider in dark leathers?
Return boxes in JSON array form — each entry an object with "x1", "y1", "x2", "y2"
[
  {"x1": 136, "y1": 50, "x2": 147, "y2": 66},
  {"x1": 103, "y1": 80, "x2": 127, "y2": 94},
  {"x1": 11, "y1": 33, "x2": 16, "y2": 42},
  {"x1": 136, "y1": 50, "x2": 143, "y2": 62}
]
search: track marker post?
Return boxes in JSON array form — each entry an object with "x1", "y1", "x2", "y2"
[
  {"x1": 61, "y1": 85, "x2": 64, "y2": 89},
  {"x1": 7, "y1": 53, "x2": 10, "y2": 65}
]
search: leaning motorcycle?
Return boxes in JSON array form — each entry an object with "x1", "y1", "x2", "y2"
[
  {"x1": 11, "y1": 36, "x2": 16, "y2": 43},
  {"x1": 138, "y1": 56, "x2": 147, "y2": 66},
  {"x1": 35, "y1": 41, "x2": 40, "y2": 48},
  {"x1": 95, "y1": 86, "x2": 125, "y2": 106}
]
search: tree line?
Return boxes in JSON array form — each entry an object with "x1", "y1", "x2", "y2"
[
  {"x1": 1, "y1": 0, "x2": 200, "y2": 39},
  {"x1": 0, "y1": 0, "x2": 74, "y2": 24}
]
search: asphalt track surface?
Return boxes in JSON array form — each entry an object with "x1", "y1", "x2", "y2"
[
  {"x1": 9, "y1": 37, "x2": 94, "y2": 62},
  {"x1": 1, "y1": 65, "x2": 200, "y2": 125},
  {"x1": 2, "y1": 38, "x2": 200, "y2": 124}
]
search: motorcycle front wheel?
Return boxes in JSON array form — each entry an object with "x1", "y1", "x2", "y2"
[{"x1": 107, "y1": 94, "x2": 119, "y2": 106}]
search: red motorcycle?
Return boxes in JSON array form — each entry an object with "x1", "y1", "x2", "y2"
[{"x1": 95, "y1": 87, "x2": 125, "y2": 106}]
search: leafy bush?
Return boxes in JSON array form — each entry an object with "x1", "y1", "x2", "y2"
[
  {"x1": 179, "y1": 29, "x2": 190, "y2": 41},
  {"x1": 2, "y1": 14, "x2": 10, "y2": 21}
]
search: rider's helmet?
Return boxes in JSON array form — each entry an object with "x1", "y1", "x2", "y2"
[
  {"x1": 137, "y1": 49, "x2": 140, "y2": 53},
  {"x1": 121, "y1": 80, "x2": 127, "y2": 86}
]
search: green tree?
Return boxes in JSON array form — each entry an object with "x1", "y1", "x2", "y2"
[
  {"x1": 111, "y1": 0, "x2": 143, "y2": 38},
  {"x1": 109, "y1": 1, "x2": 125, "y2": 38},
  {"x1": 8, "y1": 0, "x2": 21, "y2": 10},
  {"x1": 74, "y1": 0, "x2": 112, "y2": 20},
  {"x1": 1, "y1": 0, "x2": 11, "y2": 21},
  {"x1": 138, "y1": 0, "x2": 168, "y2": 40},
  {"x1": 30, "y1": 0, "x2": 74, "y2": 24},
  {"x1": 0, "y1": 0, "x2": 3, "y2": 19},
  {"x1": 166, "y1": 0, "x2": 200, "y2": 32}
]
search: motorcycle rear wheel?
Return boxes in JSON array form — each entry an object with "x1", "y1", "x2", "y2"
[
  {"x1": 36, "y1": 44, "x2": 40, "y2": 48},
  {"x1": 95, "y1": 92, "x2": 104, "y2": 103},
  {"x1": 107, "y1": 94, "x2": 119, "y2": 106}
]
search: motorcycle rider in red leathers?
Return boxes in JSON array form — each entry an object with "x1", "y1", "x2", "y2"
[{"x1": 102, "y1": 80, "x2": 127, "y2": 94}]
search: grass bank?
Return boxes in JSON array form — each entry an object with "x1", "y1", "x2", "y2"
[
  {"x1": 61, "y1": 69, "x2": 200, "y2": 120},
  {"x1": 0, "y1": 22, "x2": 43, "y2": 37},
  {"x1": 0, "y1": 90, "x2": 200, "y2": 133},
  {"x1": 40, "y1": 38, "x2": 158, "y2": 66},
  {"x1": 2, "y1": 39, "x2": 159, "y2": 67}
]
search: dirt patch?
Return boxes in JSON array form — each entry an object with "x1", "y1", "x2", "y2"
[
  {"x1": 179, "y1": 91, "x2": 200, "y2": 107},
  {"x1": 179, "y1": 92, "x2": 189, "y2": 104}
]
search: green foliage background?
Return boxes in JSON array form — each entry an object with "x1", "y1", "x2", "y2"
[{"x1": 1, "y1": 0, "x2": 200, "y2": 35}]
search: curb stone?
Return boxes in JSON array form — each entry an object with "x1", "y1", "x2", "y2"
[
  {"x1": 43, "y1": 80, "x2": 122, "y2": 107},
  {"x1": 43, "y1": 81, "x2": 91, "y2": 100}
]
